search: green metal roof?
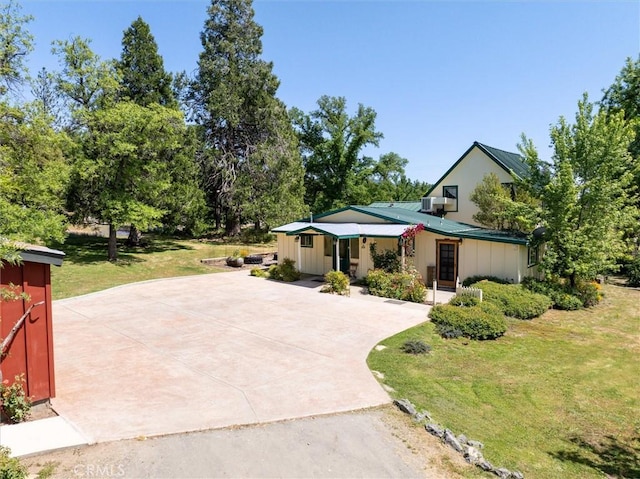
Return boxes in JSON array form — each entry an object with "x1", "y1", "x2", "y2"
[
  {"x1": 367, "y1": 201, "x2": 422, "y2": 211},
  {"x1": 308, "y1": 205, "x2": 528, "y2": 245},
  {"x1": 424, "y1": 141, "x2": 529, "y2": 197}
]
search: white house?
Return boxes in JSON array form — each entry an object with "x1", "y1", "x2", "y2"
[{"x1": 272, "y1": 141, "x2": 538, "y2": 288}]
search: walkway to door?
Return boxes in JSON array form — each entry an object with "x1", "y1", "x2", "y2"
[{"x1": 51, "y1": 271, "x2": 440, "y2": 443}]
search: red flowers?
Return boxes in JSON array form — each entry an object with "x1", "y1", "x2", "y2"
[{"x1": 402, "y1": 223, "x2": 424, "y2": 240}]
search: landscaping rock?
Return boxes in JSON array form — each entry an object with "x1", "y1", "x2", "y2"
[
  {"x1": 393, "y1": 398, "x2": 416, "y2": 416},
  {"x1": 444, "y1": 429, "x2": 464, "y2": 453},
  {"x1": 463, "y1": 446, "x2": 484, "y2": 465},
  {"x1": 425, "y1": 423, "x2": 445, "y2": 438},
  {"x1": 468, "y1": 439, "x2": 485, "y2": 449},
  {"x1": 411, "y1": 412, "x2": 427, "y2": 424},
  {"x1": 421, "y1": 410, "x2": 432, "y2": 421},
  {"x1": 457, "y1": 433, "x2": 468, "y2": 445},
  {"x1": 478, "y1": 459, "x2": 494, "y2": 472},
  {"x1": 510, "y1": 472, "x2": 524, "y2": 479},
  {"x1": 494, "y1": 467, "x2": 512, "y2": 478}
]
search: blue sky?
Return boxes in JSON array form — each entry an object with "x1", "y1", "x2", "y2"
[{"x1": 20, "y1": 0, "x2": 640, "y2": 184}]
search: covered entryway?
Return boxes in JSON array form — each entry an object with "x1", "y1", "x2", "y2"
[{"x1": 436, "y1": 239, "x2": 458, "y2": 289}]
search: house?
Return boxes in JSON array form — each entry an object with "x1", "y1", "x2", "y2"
[
  {"x1": 272, "y1": 141, "x2": 537, "y2": 288},
  {"x1": 0, "y1": 243, "x2": 65, "y2": 403}
]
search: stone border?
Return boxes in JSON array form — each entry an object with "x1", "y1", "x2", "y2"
[{"x1": 393, "y1": 399, "x2": 524, "y2": 479}]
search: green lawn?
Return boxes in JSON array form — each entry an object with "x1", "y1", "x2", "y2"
[
  {"x1": 368, "y1": 283, "x2": 640, "y2": 478},
  {"x1": 50, "y1": 234, "x2": 275, "y2": 300}
]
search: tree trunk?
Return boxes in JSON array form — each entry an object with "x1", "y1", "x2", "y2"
[
  {"x1": 108, "y1": 224, "x2": 118, "y2": 262},
  {"x1": 225, "y1": 214, "x2": 242, "y2": 237},
  {"x1": 126, "y1": 225, "x2": 142, "y2": 247}
]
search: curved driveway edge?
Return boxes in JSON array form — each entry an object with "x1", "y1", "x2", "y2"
[{"x1": 51, "y1": 271, "x2": 432, "y2": 443}]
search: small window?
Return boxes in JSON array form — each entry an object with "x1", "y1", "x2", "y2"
[
  {"x1": 300, "y1": 234, "x2": 313, "y2": 248},
  {"x1": 350, "y1": 238, "x2": 359, "y2": 259},
  {"x1": 443, "y1": 185, "x2": 458, "y2": 212},
  {"x1": 324, "y1": 236, "x2": 333, "y2": 256},
  {"x1": 528, "y1": 246, "x2": 539, "y2": 267}
]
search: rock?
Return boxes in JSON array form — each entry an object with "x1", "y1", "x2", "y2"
[
  {"x1": 463, "y1": 446, "x2": 484, "y2": 465},
  {"x1": 421, "y1": 410, "x2": 432, "y2": 421},
  {"x1": 478, "y1": 460, "x2": 494, "y2": 472},
  {"x1": 444, "y1": 429, "x2": 464, "y2": 453},
  {"x1": 393, "y1": 398, "x2": 416, "y2": 415},
  {"x1": 468, "y1": 439, "x2": 485, "y2": 449},
  {"x1": 457, "y1": 433, "x2": 469, "y2": 445},
  {"x1": 425, "y1": 423, "x2": 445, "y2": 438},
  {"x1": 494, "y1": 468, "x2": 512, "y2": 478},
  {"x1": 412, "y1": 412, "x2": 427, "y2": 423},
  {"x1": 510, "y1": 472, "x2": 524, "y2": 479}
]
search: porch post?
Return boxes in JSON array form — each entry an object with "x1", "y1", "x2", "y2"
[
  {"x1": 335, "y1": 238, "x2": 340, "y2": 272},
  {"x1": 400, "y1": 237, "x2": 405, "y2": 267},
  {"x1": 297, "y1": 236, "x2": 301, "y2": 272}
]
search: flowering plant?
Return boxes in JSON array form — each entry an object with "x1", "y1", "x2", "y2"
[{"x1": 402, "y1": 223, "x2": 424, "y2": 240}]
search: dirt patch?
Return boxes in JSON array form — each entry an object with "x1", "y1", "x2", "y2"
[
  {"x1": 1, "y1": 400, "x2": 57, "y2": 425},
  {"x1": 201, "y1": 252, "x2": 277, "y2": 271}
]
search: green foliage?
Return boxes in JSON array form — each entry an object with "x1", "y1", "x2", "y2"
[
  {"x1": 321, "y1": 270, "x2": 350, "y2": 296},
  {"x1": 369, "y1": 243, "x2": 401, "y2": 273},
  {"x1": 429, "y1": 302, "x2": 507, "y2": 340},
  {"x1": 0, "y1": 1, "x2": 33, "y2": 97},
  {"x1": 461, "y1": 275, "x2": 510, "y2": 287},
  {"x1": 250, "y1": 267, "x2": 268, "y2": 278},
  {"x1": 366, "y1": 267, "x2": 426, "y2": 303},
  {"x1": 0, "y1": 446, "x2": 27, "y2": 479},
  {"x1": 626, "y1": 256, "x2": 640, "y2": 287},
  {"x1": 191, "y1": 0, "x2": 306, "y2": 235},
  {"x1": 118, "y1": 16, "x2": 176, "y2": 107},
  {"x1": 401, "y1": 340, "x2": 431, "y2": 355},
  {"x1": 470, "y1": 172, "x2": 539, "y2": 232},
  {"x1": 0, "y1": 375, "x2": 31, "y2": 423},
  {"x1": 471, "y1": 281, "x2": 552, "y2": 319},
  {"x1": 520, "y1": 94, "x2": 636, "y2": 286},
  {"x1": 268, "y1": 258, "x2": 300, "y2": 282},
  {"x1": 0, "y1": 103, "x2": 70, "y2": 244},
  {"x1": 448, "y1": 294, "x2": 480, "y2": 307},
  {"x1": 291, "y1": 95, "x2": 383, "y2": 213},
  {"x1": 69, "y1": 101, "x2": 192, "y2": 260},
  {"x1": 521, "y1": 277, "x2": 603, "y2": 310}
]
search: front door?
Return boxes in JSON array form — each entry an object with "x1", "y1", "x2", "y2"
[
  {"x1": 436, "y1": 240, "x2": 458, "y2": 289},
  {"x1": 332, "y1": 239, "x2": 350, "y2": 274}
]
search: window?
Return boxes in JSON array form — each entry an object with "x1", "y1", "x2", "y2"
[
  {"x1": 443, "y1": 185, "x2": 458, "y2": 211},
  {"x1": 350, "y1": 238, "x2": 359, "y2": 259},
  {"x1": 324, "y1": 236, "x2": 333, "y2": 256},
  {"x1": 300, "y1": 234, "x2": 313, "y2": 248},
  {"x1": 528, "y1": 245, "x2": 539, "y2": 267}
]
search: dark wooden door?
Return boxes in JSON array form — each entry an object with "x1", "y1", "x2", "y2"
[{"x1": 436, "y1": 240, "x2": 458, "y2": 289}]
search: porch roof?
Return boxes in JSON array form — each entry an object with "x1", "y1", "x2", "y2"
[{"x1": 271, "y1": 222, "x2": 408, "y2": 239}]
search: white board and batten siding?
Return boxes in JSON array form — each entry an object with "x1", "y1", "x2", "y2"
[{"x1": 430, "y1": 147, "x2": 514, "y2": 226}]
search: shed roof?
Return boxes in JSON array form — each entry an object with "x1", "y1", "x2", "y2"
[{"x1": 14, "y1": 242, "x2": 65, "y2": 267}]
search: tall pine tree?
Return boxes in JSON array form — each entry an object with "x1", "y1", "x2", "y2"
[
  {"x1": 118, "y1": 16, "x2": 175, "y2": 108},
  {"x1": 190, "y1": 0, "x2": 305, "y2": 235}
]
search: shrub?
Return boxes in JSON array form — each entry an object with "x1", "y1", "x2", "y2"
[
  {"x1": 250, "y1": 267, "x2": 268, "y2": 278},
  {"x1": 429, "y1": 302, "x2": 507, "y2": 340},
  {"x1": 268, "y1": 258, "x2": 301, "y2": 282},
  {"x1": 626, "y1": 255, "x2": 640, "y2": 287},
  {"x1": 0, "y1": 446, "x2": 27, "y2": 479},
  {"x1": 401, "y1": 340, "x2": 431, "y2": 354},
  {"x1": 521, "y1": 277, "x2": 602, "y2": 309},
  {"x1": 369, "y1": 243, "x2": 401, "y2": 273},
  {"x1": 448, "y1": 295, "x2": 480, "y2": 307},
  {"x1": 366, "y1": 267, "x2": 426, "y2": 303},
  {"x1": 321, "y1": 270, "x2": 350, "y2": 296},
  {"x1": 0, "y1": 375, "x2": 31, "y2": 423},
  {"x1": 471, "y1": 281, "x2": 551, "y2": 319},
  {"x1": 461, "y1": 275, "x2": 510, "y2": 287}
]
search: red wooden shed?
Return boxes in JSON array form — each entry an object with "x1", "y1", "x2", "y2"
[{"x1": 0, "y1": 244, "x2": 64, "y2": 403}]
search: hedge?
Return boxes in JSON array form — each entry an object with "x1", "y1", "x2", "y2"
[
  {"x1": 471, "y1": 281, "x2": 552, "y2": 319},
  {"x1": 429, "y1": 302, "x2": 507, "y2": 340}
]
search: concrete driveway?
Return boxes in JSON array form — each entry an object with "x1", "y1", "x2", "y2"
[{"x1": 51, "y1": 271, "x2": 433, "y2": 443}]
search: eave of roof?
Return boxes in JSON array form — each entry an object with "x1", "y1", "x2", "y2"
[
  {"x1": 423, "y1": 141, "x2": 528, "y2": 197},
  {"x1": 6, "y1": 242, "x2": 66, "y2": 267},
  {"x1": 275, "y1": 207, "x2": 529, "y2": 245}
]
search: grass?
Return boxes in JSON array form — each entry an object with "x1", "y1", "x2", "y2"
[
  {"x1": 368, "y1": 283, "x2": 640, "y2": 478},
  {"x1": 50, "y1": 234, "x2": 275, "y2": 300}
]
